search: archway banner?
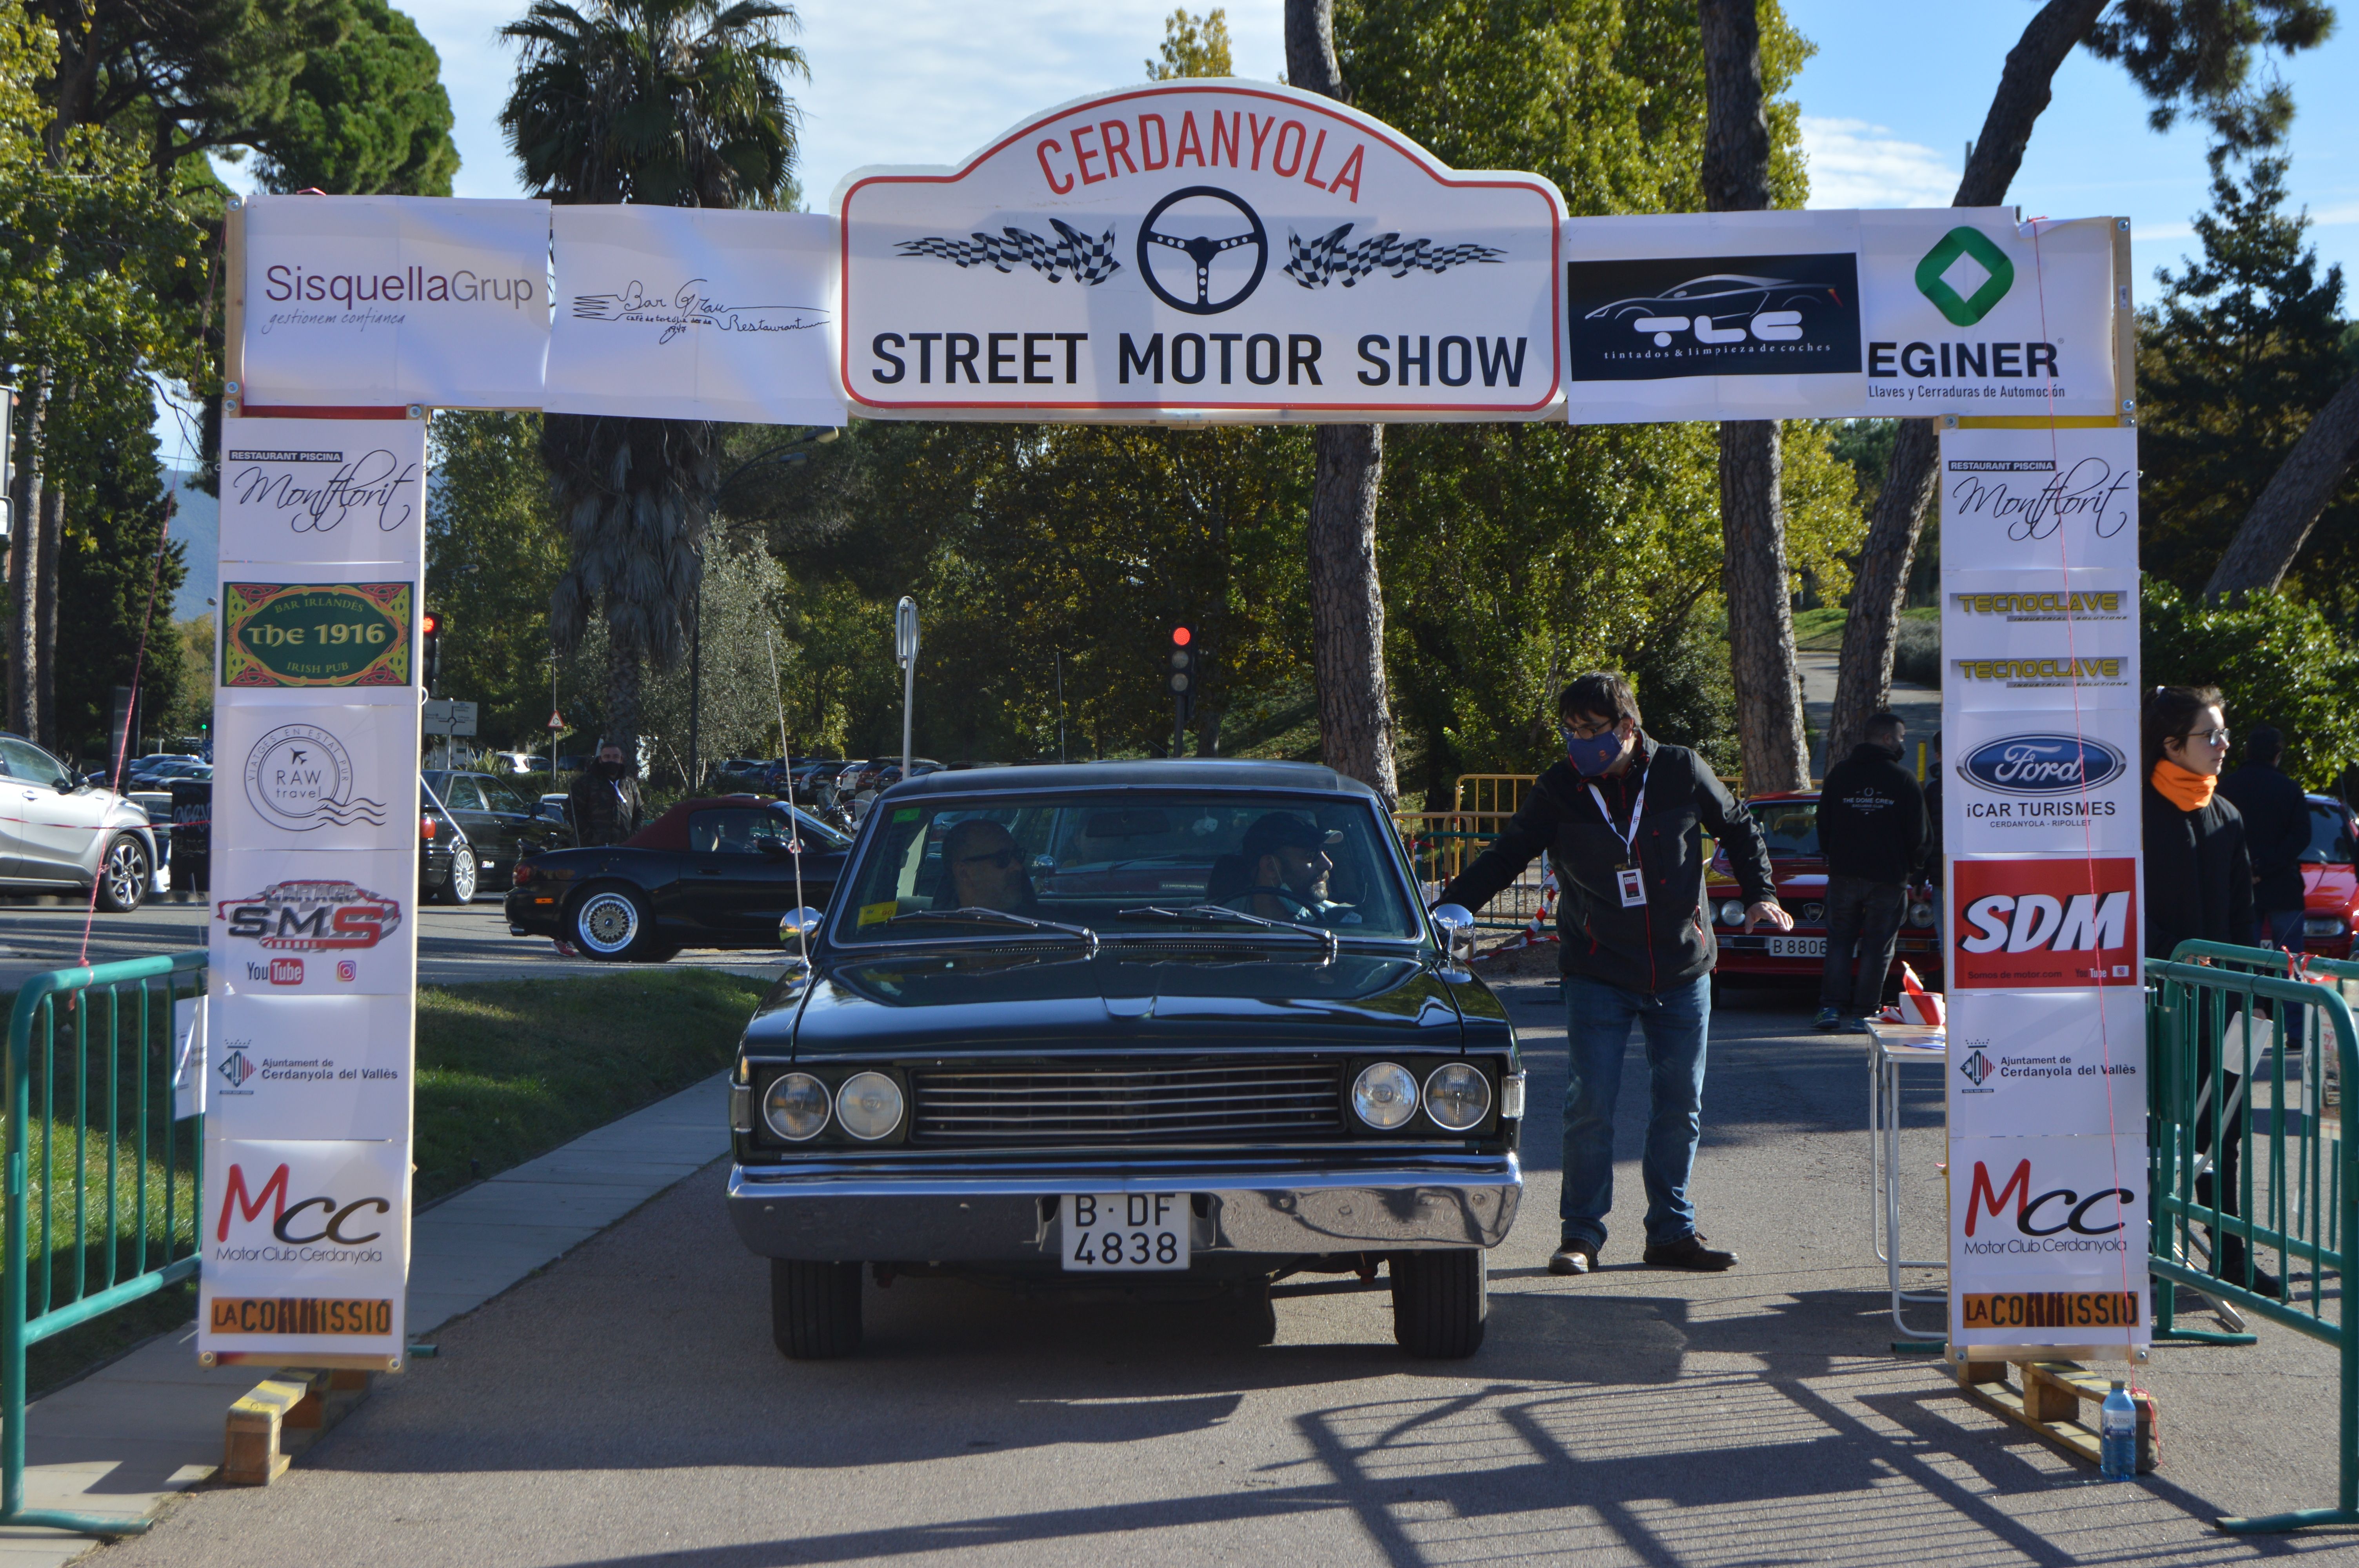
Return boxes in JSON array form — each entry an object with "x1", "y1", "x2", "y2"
[
  {"x1": 1560, "y1": 211, "x2": 2121, "y2": 424},
  {"x1": 833, "y1": 80, "x2": 1565, "y2": 422}
]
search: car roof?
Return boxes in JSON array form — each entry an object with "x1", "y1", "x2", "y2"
[{"x1": 884, "y1": 757, "x2": 1371, "y2": 799}]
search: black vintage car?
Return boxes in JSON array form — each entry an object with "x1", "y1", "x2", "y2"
[
  {"x1": 725, "y1": 760, "x2": 1524, "y2": 1362},
  {"x1": 504, "y1": 795, "x2": 852, "y2": 960}
]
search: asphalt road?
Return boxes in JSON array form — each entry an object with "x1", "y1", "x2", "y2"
[
  {"x1": 0, "y1": 896, "x2": 787, "y2": 990},
  {"x1": 94, "y1": 975, "x2": 2353, "y2": 1567}
]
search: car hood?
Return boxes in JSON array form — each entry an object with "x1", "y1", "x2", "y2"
[
  {"x1": 755, "y1": 948, "x2": 1465, "y2": 1057},
  {"x1": 2308, "y1": 863, "x2": 2357, "y2": 912}
]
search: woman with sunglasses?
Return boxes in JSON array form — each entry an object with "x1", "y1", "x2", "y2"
[{"x1": 2144, "y1": 683, "x2": 2278, "y2": 1298}]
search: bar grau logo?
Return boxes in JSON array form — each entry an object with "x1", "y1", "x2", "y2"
[{"x1": 1567, "y1": 251, "x2": 1861, "y2": 380}]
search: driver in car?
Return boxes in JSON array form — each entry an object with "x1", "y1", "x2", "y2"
[
  {"x1": 942, "y1": 818, "x2": 1041, "y2": 914},
  {"x1": 1238, "y1": 813, "x2": 1349, "y2": 923}
]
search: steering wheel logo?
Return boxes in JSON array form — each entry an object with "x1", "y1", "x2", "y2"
[{"x1": 1136, "y1": 186, "x2": 1268, "y2": 315}]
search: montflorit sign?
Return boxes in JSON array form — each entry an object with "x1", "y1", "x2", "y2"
[{"x1": 836, "y1": 81, "x2": 1565, "y2": 421}]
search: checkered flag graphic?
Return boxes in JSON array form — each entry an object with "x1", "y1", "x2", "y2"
[
  {"x1": 896, "y1": 219, "x2": 1122, "y2": 285},
  {"x1": 1283, "y1": 224, "x2": 1505, "y2": 289}
]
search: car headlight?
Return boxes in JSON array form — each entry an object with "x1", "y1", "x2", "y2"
[
  {"x1": 1352, "y1": 1062, "x2": 1419, "y2": 1130},
  {"x1": 1423, "y1": 1062, "x2": 1492, "y2": 1131},
  {"x1": 1907, "y1": 900, "x2": 1937, "y2": 928},
  {"x1": 763, "y1": 1073, "x2": 830, "y2": 1141},
  {"x1": 1716, "y1": 899, "x2": 1746, "y2": 926},
  {"x1": 834, "y1": 1071, "x2": 905, "y2": 1141}
]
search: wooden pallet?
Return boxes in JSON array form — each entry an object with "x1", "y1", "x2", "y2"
[
  {"x1": 1954, "y1": 1358, "x2": 2157, "y2": 1473},
  {"x1": 221, "y1": 1369, "x2": 377, "y2": 1486}
]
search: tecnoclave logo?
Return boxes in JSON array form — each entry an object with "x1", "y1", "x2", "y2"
[{"x1": 1959, "y1": 734, "x2": 2125, "y2": 797}]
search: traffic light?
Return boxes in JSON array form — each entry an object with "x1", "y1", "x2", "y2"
[
  {"x1": 1167, "y1": 624, "x2": 1197, "y2": 718},
  {"x1": 420, "y1": 610, "x2": 442, "y2": 695}
]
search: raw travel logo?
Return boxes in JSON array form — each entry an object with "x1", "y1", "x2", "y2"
[
  {"x1": 1915, "y1": 226, "x2": 2015, "y2": 327},
  {"x1": 244, "y1": 722, "x2": 388, "y2": 833}
]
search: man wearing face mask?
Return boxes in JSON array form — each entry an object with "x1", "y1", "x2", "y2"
[
  {"x1": 1437, "y1": 673, "x2": 1787, "y2": 1276},
  {"x1": 567, "y1": 741, "x2": 646, "y2": 848}
]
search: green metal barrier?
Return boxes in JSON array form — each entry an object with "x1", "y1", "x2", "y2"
[
  {"x1": 2149, "y1": 941, "x2": 2359, "y2": 1532},
  {"x1": 2, "y1": 951, "x2": 207, "y2": 1537}
]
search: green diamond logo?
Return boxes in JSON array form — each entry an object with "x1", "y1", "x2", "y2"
[{"x1": 1914, "y1": 225, "x2": 2015, "y2": 327}]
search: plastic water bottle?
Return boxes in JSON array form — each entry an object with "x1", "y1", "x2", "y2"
[{"x1": 2099, "y1": 1382, "x2": 2138, "y2": 1479}]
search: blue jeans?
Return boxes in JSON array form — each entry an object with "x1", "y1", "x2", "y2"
[{"x1": 1561, "y1": 973, "x2": 1711, "y2": 1251}]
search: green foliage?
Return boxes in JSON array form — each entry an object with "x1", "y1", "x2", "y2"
[
  {"x1": 2142, "y1": 575, "x2": 2359, "y2": 788},
  {"x1": 1149, "y1": 8, "x2": 1231, "y2": 79},
  {"x1": 253, "y1": 0, "x2": 458, "y2": 195},
  {"x1": 427, "y1": 411, "x2": 569, "y2": 747},
  {"x1": 2137, "y1": 152, "x2": 2355, "y2": 617}
]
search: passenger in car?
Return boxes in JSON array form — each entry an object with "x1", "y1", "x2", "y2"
[{"x1": 941, "y1": 818, "x2": 1041, "y2": 914}]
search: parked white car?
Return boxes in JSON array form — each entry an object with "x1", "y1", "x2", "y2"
[{"x1": 1, "y1": 733, "x2": 162, "y2": 911}]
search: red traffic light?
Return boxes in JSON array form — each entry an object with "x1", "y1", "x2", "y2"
[
  {"x1": 1170, "y1": 625, "x2": 1192, "y2": 648},
  {"x1": 421, "y1": 611, "x2": 442, "y2": 637}
]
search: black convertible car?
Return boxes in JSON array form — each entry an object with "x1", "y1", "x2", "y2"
[
  {"x1": 725, "y1": 760, "x2": 1525, "y2": 1362},
  {"x1": 504, "y1": 796, "x2": 852, "y2": 961}
]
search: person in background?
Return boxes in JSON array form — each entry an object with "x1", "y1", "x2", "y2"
[
  {"x1": 1436, "y1": 673, "x2": 1788, "y2": 1277},
  {"x1": 2144, "y1": 684, "x2": 2278, "y2": 1298},
  {"x1": 1922, "y1": 730, "x2": 1943, "y2": 882},
  {"x1": 1812, "y1": 711, "x2": 1928, "y2": 1031},
  {"x1": 567, "y1": 741, "x2": 645, "y2": 848},
  {"x1": 2219, "y1": 725, "x2": 2310, "y2": 957}
]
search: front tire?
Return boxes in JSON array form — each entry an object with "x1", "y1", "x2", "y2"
[
  {"x1": 569, "y1": 885, "x2": 651, "y2": 961},
  {"x1": 433, "y1": 848, "x2": 478, "y2": 905},
  {"x1": 95, "y1": 834, "x2": 149, "y2": 913},
  {"x1": 772, "y1": 1259, "x2": 862, "y2": 1359},
  {"x1": 1391, "y1": 1249, "x2": 1488, "y2": 1359}
]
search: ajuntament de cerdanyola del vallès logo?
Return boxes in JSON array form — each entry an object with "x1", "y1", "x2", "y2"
[{"x1": 217, "y1": 880, "x2": 401, "y2": 949}]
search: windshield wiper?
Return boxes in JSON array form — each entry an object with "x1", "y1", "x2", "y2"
[
  {"x1": 1115, "y1": 903, "x2": 1339, "y2": 959},
  {"x1": 884, "y1": 906, "x2": 1099, "y2": 955}
]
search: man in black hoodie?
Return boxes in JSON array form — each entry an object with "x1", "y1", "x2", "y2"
[
  {"x1": 1437, "y1": 673, "x2": 1786, "y2": 1277},
  {"x1": 2219, "y1": 726, "x2": 2311, "y2": 956},
  {"x1": 1813, "y1": 711, "x2": 1928, "y2": 1031}
]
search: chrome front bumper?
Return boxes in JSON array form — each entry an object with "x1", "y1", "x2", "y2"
[{"x1": 727, "y1": 1153, "x2": 1522, "y2": 1262}]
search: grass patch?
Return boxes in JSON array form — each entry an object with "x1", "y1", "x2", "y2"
[
  {"x1": 3, "y1": 966, "x2": 773, "y2": 1395},
  {"x1": 1792, "y1": 605, "x2": 1939, "y2": 655}
]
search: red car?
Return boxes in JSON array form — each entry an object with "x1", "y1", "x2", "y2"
[
  {"x1": 2303, "y1": 794, "x2": 2359, "y2": 960},
  {"x1": 1704, "y1": 791, "x2": 1943, "y2": 989}
]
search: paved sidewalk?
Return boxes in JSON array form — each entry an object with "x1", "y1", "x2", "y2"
[{"x1": 0, "y1": 1071, "x2": 731, "y2": 1564}]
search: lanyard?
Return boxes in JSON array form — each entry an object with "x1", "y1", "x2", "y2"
[{"x1": 1586, "y1": 757, "x2": 1652, "y2": 866}]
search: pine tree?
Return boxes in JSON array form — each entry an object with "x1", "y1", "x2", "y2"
[{"x1": 2135, "y1": 152, "x2": 2353, "y2": 604}]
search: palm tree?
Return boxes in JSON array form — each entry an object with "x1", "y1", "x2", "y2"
[{"x1": 500, "y1": 0, "x2": 804, "y2": 759}]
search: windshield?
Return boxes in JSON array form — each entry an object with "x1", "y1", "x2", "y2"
[
  {"x1": 2305, "y1": 801, "x2": 2356, "y2": 866},
  {"x1": 1749, "y1": 799, "x2": 1821, "y2": 857},
  {"x1": 831, "y1": 791, "x2": 1423, "y2": 943}
]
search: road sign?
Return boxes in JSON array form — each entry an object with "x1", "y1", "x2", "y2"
[
  {"x1": 421, "y1": 699, "x2": 478, "y2": 737},
  {"x1": 549, "y1": 710, "x2": 565, "y2": 730}
]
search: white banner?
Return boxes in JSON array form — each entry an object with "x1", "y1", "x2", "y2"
[
  {"x1": 1943, "y1": 704, "x2": 2141, "y2": 856},
  {"x1": 218, "y1": 417, "x2": 426, "y2": 566},
  {"x1": 1942, "y1": 567, "x2": 2139, "y2": 711},
  {"x1": 1937, "y1": 422, "x2": 2139, "y2": 573},
  {"x1": 210, "y1": 848, "x2": 417, "y2": 996},
  {"x1": 213, "y1": 703, "x2": 413, "y2": 853},
  {"x1": 547, "y1": 206, "x2": 843, "y2": 425},
  {"x1": 1947, "y1": 988, "x2": 2146, "y2": 1138},
  {"x1": 1561, "y1": 210, "x2": 2119, "y2": 423},
  {"x1": 1948, "y1": 1132, "x2": 2150, "y2": 1350},
  {"x1": 198, "y1": 1138, "x2": 409, "y2": 1365},
  {"x1": 837, "y1": 81, "x2": 1565, "y2": 421},
  {"x1": 242, "y1": 194, "x2": 550, "y2": 410},
  {"x1": 206, "y1": 994, "x2": 413, "y2": 1142}
]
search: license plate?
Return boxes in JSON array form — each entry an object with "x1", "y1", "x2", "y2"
[
  {"x1": 1768, "y1": 935, "x2": 1826, "y2": 958},
  {"x1": 1061, "y1": 1193, "x2": 1189, "y2": 1271}
]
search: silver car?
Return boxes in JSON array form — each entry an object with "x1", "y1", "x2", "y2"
[{"x1": 1, "y1": 733, "x2": 162, "y2": 911}]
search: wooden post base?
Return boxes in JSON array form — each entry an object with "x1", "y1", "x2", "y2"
[
  {"x1": 1952, "y1": 1358, "x2": 2157, "y2": 1473},
  {"x1": 220, "y1": 1369, "x2": 378, "y2": 1486}
]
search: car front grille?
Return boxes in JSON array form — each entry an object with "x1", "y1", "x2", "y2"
[{"x1": 910, "y1": 1062, "x2": 1343, "y2": 1144}]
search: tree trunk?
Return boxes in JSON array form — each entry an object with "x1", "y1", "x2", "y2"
[
  {"x1": 1287, "y1": 0, "x2": 1398, "y2": 807},
  {"x1": 7, "y1": 369, "x2": 50, "y2": 740},
  {"x1": 604, "y1": 635, "x2": 643, "y2": 764},
  {"x1": 1700, "y1": 0, "x2": 1808, "y2": 791},
  {"x1": 35, "y1": 481, "x2": 60, "y2": 749},
  {"x1": 2205, "y1": 369, "x2": 2359, "y2": 596},
  {"x1": 1825, "y1": 0, "x2": 2110, "y2": 760}
]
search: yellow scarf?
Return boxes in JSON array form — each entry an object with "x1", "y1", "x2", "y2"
[{"x1": 2151, "y1": 757, "x2": 2216, "y2": 812}]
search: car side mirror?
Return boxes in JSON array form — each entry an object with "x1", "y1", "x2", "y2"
[
  {"x1": 779, "y1": 906, "x2": 824, "y2": 946},
  {"x1": 55, "y1": 777, "x2": 75, "y2": 794},
  {"x1": 756, "y1": 837, "x2": 796, "y2": 858},
  {"x1": 1432, "y1": 903, "x2": 1476, "y2": 962}
]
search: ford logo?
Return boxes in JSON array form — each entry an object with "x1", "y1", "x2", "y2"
[{"x1": 1959, "y1": 734, "x2": 2126, "y2": 797}]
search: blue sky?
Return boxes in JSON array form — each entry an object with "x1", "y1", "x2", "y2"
[{"x1": 167, "y1": 0, "x2": 2357, "y2": 466}]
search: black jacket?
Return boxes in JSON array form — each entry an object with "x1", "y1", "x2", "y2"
[
  {"x1": 1816, "y1": 742, "x2": 1929, "y2": 886},
  {"x1": 2143, "y1": 778, "x2": 2253, "y2": 960},
  {"x1": 1436, "y1": 738, "x2": 1776, "y2": 992},
  {"x1": 2218, "y1": 762, "x2": 2309, "y2": 913},
  {"x1": 567, "y1": 769, "x2": 646, "y2": 848}
]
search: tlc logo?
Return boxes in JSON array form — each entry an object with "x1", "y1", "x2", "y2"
[
  {"x1": 215, "y1": 1163, "x2": 390, "y2": 1245},
  {"x1": 1952, "y1": 857, "x2": 2139, "y2": 988},
  {"x1": 1964, "y1": 1159, "x2": 2135, "y2": 1236}
]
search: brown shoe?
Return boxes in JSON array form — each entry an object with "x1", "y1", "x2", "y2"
[
  {"x1": 1548, "y1": 1241, "x2": 1599, "y2": 1275},
  {"x1": 1643, "y1": 1234, "x2": 1737, "y2": 1271}
]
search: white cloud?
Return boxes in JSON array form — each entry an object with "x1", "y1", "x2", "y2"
[{"x1": 1797, "y1": 116, "x2": 1957, "y2": 210}]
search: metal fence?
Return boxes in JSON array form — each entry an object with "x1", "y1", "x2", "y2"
[
  {"x1": 2148, "y1": 941, "x2": 2359, "y2": 1532},
  {"x1": 2, "y1": 951, "x2": 207, "y2": 1537}
]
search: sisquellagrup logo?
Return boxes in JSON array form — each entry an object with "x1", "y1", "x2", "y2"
[{"x1": 1915, "y1": 226, "x2": 2016, "y2": 327}]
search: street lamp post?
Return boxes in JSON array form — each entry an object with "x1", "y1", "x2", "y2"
[{"x1": 894, "y1": 596, "x2": 919, "y2": 777}]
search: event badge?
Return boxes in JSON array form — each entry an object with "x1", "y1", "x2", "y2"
[{"x1": 1616, "y1": 867, "x2": 1647, "y2": 908}]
